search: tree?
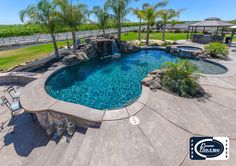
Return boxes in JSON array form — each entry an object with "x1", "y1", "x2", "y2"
[
  {"x1": 55, "y1": 0, "x2": 88, "y2": 53},
  {"x1": 20, "y1": 0, "x2": 60, "y2": 57},
  {"x1": 170, "y1": 20, "x2": 178, "y2": 31},
  {"x1": 133, "y1": 8, "x2": 143, "y2": 41},
  {"x1": 140, "y1": 1, "x2": 168, "y2": 45},
  {"x1": 105, "y1": 0, "x2": 135, "y2": 41},
  {"x1": 90, "y1": 5, "x2": 113, "y2": 36},
  {"x1": 158, "y1": 9, "x2": 183, "y2": 41}
]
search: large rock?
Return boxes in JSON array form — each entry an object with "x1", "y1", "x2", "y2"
[
  {"x1": 82, "y1": 44, "x2": 97, "y2": 59},
  {"x1": 149, "y1": 69, "x2": 163, "y2": 75},
  {"x1": 63, "y1": 54, "x2": 80, "y2": 66},
  {"x1": 59, "y1": 48, "x2": 71, "y2": 57},
  {"x1": 119, "y1": 41, "x2": 140, "y2": 54},
  {"x1": 150, "y1": 81, "x2": 162, "y2": 92},
  {"x1": 142, "y1": 76, "x2": 154, "y2": 87}
]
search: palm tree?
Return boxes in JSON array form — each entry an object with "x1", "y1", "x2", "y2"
[
  {"x1": 105, "y1": 0, "x2": 135, "y2": 41},
  {"x1": 170, "y1": 19, "x2": 178, "y2": 31},
  {"x1": 20, "y1": 0, "x2": 60, "y2": 57},
  {"x1": 158, "y1": 9, "x2": 183, "y2": 41},
  {"x1": 133, "y1": 8, "x2": 143, "y2": 41},
  {"x1": 90, "y1": 5, "x2": 113, "y2": 36},
  {"x1": 55, "y1": 0, "x2": 88, "y2": 53},
  {"x1": 140, "y1": 1, "x2": 168, "y2": 45}
]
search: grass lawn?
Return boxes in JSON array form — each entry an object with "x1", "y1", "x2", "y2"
[
  {"x1": 1, "y1": 31, "x2": 234, "y2": 71},
  {"x1": 0, "y1": 41, "x2": 69, "y2": 71},
  {"x1": 121, "y1": 32, "x2": 188, "y2": 41}
]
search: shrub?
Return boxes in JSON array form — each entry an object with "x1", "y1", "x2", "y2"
[
  {"x1": 204, "y1": 42, "x2": 229, "y2": 59},
  {"x1": 161, "y1": 60, "x2": 200, "y2": 97}
]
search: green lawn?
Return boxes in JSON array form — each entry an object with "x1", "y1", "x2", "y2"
[
  {"x1": 121, "y1": 32, "x2": 188, "y2": 41},
  {"x1": 0, "y1": 41, "x2": 69, "y2": 71},
  {"x1": 0, "y1": 31, "x2": 234, "y2": 71}
]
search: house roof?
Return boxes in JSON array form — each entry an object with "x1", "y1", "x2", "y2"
[{"x1": 189, "y1": 17, "x2": 233, "y2": 27}]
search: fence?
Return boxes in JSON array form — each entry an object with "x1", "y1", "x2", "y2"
[{"x1": 0, "y1": 26, "x2": 147, "y2": 47}]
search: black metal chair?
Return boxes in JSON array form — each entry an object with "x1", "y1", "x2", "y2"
[
  {"x1": 4, "y1": 86, "x2": 21, "y2": 101},
  {"x1": 1, "y1": 96, "x2": 21, "y2": 133}
]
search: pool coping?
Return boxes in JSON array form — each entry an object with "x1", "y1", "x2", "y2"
[
  {"x1": 20, "y1": 63, "x2": 150, "y2": 122},
  {"x1": 20, "y1": 46, "x2": 232, "y2": 123}
]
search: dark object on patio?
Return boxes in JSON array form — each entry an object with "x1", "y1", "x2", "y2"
[
  {"x1": 225, "y1": 37, "x2": 232, "y2": 44},
  {"x1": 4, "y1": 86, "x2": 20, "y2": 101}
]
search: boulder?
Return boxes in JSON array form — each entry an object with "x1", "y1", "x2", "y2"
[
  {"x1": 141, "y1": 76, "x2": 154, "y2": 87},
  {"x1": 150, "y1": 69, "x2": 163, "y2": 75},
  {"x1": 63, "y1": 54, "x2": 80, "y2": 66},
  {"x1": 154, "y1": 77, "x2": 161, "y2": 83},
  {"x1": 149, "y1": 74, "x2": 157, "y2": 79},
  {"x1": 119, "y1": 41, "x2": 141, "y2": 54},
  {"x1": 59, "y1": 48, "x2": 71, "y2": 57},
  {"x1": 150, "y1": 81, "x2": 162, "y2": 91},
  {"x1": 170, "y1": 46, "x2": 179, "y2": 55},
  {"x1": 165, "y1": 46, "x2": 172, "y2": 53},
  {"x1": 82, "y1": 44, "x2": 97, "y2": 59},
  {"x1": 76, "y1": 51, "x2": 89, "y2": 62}
]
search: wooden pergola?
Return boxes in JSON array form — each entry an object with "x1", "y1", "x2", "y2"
[{"x1": 186, "y1": 17, "x2": 234, "y2": 43}]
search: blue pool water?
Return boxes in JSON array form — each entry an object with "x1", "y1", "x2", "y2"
[{"x1": 45, "y1": 49, "x2": 227, "y2": 110}]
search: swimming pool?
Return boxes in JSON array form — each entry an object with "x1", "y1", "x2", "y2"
[{"x1": 45, "y1": 49, "x2": 227, "y2": 110}]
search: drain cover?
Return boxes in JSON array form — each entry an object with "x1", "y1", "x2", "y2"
[{"x1": 129, "y1": 116, "x2": 140, "y2": 125}]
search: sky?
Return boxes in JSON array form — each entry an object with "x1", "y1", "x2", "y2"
[{"x1": 0, "y1": 0, "x2": 235, "y2": 24}]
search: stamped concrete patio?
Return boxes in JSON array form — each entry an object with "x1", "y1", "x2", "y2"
[{"x1": 1, "y1": 43, "x2": 236, "y2": 166}]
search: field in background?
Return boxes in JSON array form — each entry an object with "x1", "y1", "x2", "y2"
[
  {"x1": 0, "y1": 22, "x2": 145, "y2": 38},
  {"x1": 121, "y1": 32, "x2": 187, "y2": 41},
  {"x1": 0, "y1": 41, "x2": 69, "y2": 70}
]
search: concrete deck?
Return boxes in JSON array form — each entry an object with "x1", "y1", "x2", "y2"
[{"x1": 1, "y1": 43, "x2": 236, "y2": 165}]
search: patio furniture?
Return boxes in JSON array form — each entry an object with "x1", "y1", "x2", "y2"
[
  {"x1": 1, "y1": 96, "x2": 21, "y2": 118},
  {"x1": 1, "y1": 96, "x2": 21, "y2": 133},
  {"x1": 187, "y1": 17, "x2": 234, "y2": 44},
  {"x1": 4, "y1": 86, "x2": 21, "y2": 101}
]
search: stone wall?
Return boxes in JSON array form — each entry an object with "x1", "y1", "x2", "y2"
[
  {"x1": 36, "y1": 110, "x2": 101, "y2": 132},
  {"x1": 0, "y1": 72, "x2": 39, "y2": 86}
]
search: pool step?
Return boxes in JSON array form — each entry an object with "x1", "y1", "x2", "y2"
[
  {"x1": 56, "y1": 127, "x2": 87, "y2": 166},
  {"x1": 23, "y1": 136, "x2": 63, "y2": 166},
  {"x1": 21, "y1": 133, "x2": 50, "y2": 166},
  {"x1": 43, "y1": 136, "x2": 69, "y2": 166},
  {"x1": 72, "y1": 128, "x2": 99, "y2": 166}
]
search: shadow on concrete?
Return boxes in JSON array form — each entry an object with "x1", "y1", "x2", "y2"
[{"x1": 3, "y1": 113, "x2": 49, "y2": 157}]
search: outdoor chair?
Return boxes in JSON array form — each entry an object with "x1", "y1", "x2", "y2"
[
  {"x1": 1, "y1": 96, "x2": 21, "y2": 133},
  {"x1": 4, "y1": 86, "x2": 20, "y2": 101}
]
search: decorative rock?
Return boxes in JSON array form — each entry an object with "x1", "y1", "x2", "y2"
[
  {"x1": 59, "y1": 48, "x2": 71, "y2": 56},
  {"x1": 119, "y1": 41, "x2": 141, "y2": 54},
  {"x1": 150, "y1": 81, "x2": 162, "y2": 91},
  {"x1": 165, "y1": 46, "x2": 172, "y2": 53},
  {"x1": 154, "y1": 77, "x2": 161, "y2": 83},
  {"x1": 141, "y1": 77, "x2": 154, "y2": 87},
  {"x1": 63, "y1": 54, "x2": 80, "y2": 66},
  {"x1": 149, "y1": 74, "x2": 157, "y2": 79},
  {"x1": 149, "y1": 69, "x2": 162, "y2": 75},
  {"x1": 196, "y1": 53, "x2": 209, "y2": 59}
]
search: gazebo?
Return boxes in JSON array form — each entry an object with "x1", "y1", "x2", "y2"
[{"x1": 186, "y1": 17, "x2": 234, "y2": 44}]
